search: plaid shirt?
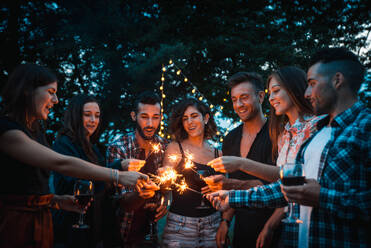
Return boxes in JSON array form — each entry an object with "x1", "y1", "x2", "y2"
[
  {"x1": 106, "y1": 131, "x2": 167, "y2": 243},
  {"x1": 229, "y1": 102, "x2": 371, "y2": 248}
]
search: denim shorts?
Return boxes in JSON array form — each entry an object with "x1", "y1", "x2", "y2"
[{"x1": 161, "y1": 211, "x2": 220, "y2": 248}]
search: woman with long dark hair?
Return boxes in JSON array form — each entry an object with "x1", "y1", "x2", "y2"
[
  {"x1": 161, "y1": 98, "x2": 221, "y2": 248},
  {"x1": 52, "y1": 95, "x2": 106, "y2": 247},
  {"x1": 0, "y1": 63, "x2": 148, "y2": 247},
  {"x1": 208, "y1": 66, "x2": 324, "y2": 248}
]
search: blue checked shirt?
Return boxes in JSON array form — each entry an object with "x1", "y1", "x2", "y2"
[
  {"x1": 229, "y1": 101, "x2": 371, "y2": 248},
  {"x1": 106, "y1": 132, "x2": 167, "y2": 243}
]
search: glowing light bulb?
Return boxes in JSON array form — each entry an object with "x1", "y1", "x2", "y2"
[{"x1": 184, "y1": 78, "x2": 188, "y2": 82}]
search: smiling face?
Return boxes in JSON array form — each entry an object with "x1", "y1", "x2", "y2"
[
  {"x1": 132, "y1": 103, "x2": 161, "y2": 140},
  {"x1": 32, "y1": 82, "x2": 58, "y2": 121},
  {"x1": 83, "y1": 102, "x2": 100, "y2": 138},
  {"x1": 268, "y1": 76, "x2": 294, "y2": 116},
  {"x1": 182, "y1": 105, "x2": 209, "y2": 138},
  {"x1": 305, "y1": 63, "x2": 337, "y2": 115},
  {"x1": 231, "y1": 82, "x2": 262, "y2": 122}
]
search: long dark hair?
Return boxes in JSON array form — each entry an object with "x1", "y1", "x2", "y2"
[
  {"x1": 267, "y1": 66, "x2": 313, "y2": 158},
  {"x1": 1, "y1": 63, "x2": 57, "y2": 129},
  {"x1": 169, "y1": 98, "x2": 217, "y2": 142},
  {"x1": 59, "y1": 95, "x2": 101, "y2": 163}
]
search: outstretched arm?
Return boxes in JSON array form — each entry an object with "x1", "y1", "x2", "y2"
[{"x1": 0, "y1": 130, "x2": 148, "y2": 186}]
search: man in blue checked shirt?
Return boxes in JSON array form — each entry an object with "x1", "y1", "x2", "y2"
[{"x1": 207, "y1": 47, "x2": 370, "y2": 248}]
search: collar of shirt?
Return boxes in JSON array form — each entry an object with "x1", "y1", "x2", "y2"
[{"x1": 316, "y1": 101, "x2": 363, "y2": 129}]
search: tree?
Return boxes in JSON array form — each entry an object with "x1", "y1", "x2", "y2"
[{"x1": 1, "y1": 0, "x2": 370, "y2": 144}]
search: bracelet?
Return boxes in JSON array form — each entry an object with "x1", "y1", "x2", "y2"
[
  {"x1": 115, "y1": 169, "x2": 119, "y2": 187},
  {"x1": 111, "y1": 168, "x2": 114, "y2": 186},
  {"x1": 221, "y1": 218, "x2": 231, "y2": 227}
]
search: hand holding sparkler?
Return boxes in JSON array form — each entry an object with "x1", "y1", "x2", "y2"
[
  {"x1": 121, "y1": 159, "x2": 146, "y2": 171},
  {"x1": 151, "y1": 166, "x2": 202, "y2": 195},
  {"x1": 201, "y1": 175, "x2": 226, "y2": 194},
  {"x1": 138, "y1": 180, "x2": 160, "y2": 199}
]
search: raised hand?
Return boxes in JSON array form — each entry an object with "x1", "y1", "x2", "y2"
[
  {"x1": 207, "y1": 156, "x2": 243, "y2": 173},
  {"x1": 121, "y1": 158, "x2": 146, "y2": 171},
  {"x1": 202, "y1": 175, "x2": 226, "y2": 194},
  {"x1": 206, "y1": 190, "x2": 230, "y2": 211},
  {"x1": 53, "y1": 195, "x2": 89, "y2": 214},
  {"x1": 119, "y1": 171, "x2": 149, "y2": 188},
  {"x1": 280, "y1": 178, "x2": 320, "y2": 207},
  {"x1": 138, "y1": 180, "x2": 160, "y2": 199}
]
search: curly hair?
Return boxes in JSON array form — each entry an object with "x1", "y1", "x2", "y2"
[{"x1": 169, "y1": 98, "x2": 217, "y2": 142}]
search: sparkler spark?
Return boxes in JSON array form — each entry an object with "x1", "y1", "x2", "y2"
[
  {"x1": 146, "y1": 143, "x2": 163, "y2": 160},
  {"x1": 149, "y1": 167, "x2": 202, "y2": 196},
  {"x1": 168, "y1": 154, "x2": 179, "y2": 163}
]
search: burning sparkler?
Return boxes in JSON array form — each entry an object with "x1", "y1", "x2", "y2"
[
  {"x1": 149, "y1": 167, "x2": 202, "y2": 195},
  {"x1": 145, "y1": 143, "x2": 163, "y2": 161},
  {"x1": 183, "y1": 151, "x2": 205, "y2": 180}
]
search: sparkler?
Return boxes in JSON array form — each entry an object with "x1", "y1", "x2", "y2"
[
  {"x1": 183, "y1": 151, "x2": 205, "y2": 180},
  {"x1": 149, "y1": 167, "x2": 202, "y2": 195},
  {"x1": 174, "y1": 179, "x2": 202, "y2": 195}
]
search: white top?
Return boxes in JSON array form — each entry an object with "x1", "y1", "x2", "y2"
[{"x1": 299, "y1": 126, "x2": 331, "y2": 248}]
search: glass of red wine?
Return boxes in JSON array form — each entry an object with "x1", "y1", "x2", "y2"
[
  {"x1": 72, "y1": 180, "x2": 94, "y2": 229},
  {"x1": 280, "y1": 162, "x2": 304, "y2": 224}
]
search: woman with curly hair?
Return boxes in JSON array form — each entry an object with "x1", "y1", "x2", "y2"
[{"x1": 161, "y1": 98, "x2": 221, "y2": 248}]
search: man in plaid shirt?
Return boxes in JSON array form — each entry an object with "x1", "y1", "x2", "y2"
[
  {"x1": 208, "y1": 48, "x2": 370, "y2": 247},
  {"x1": 107, "y1": 91, "x2": 168, "y2": 247}
]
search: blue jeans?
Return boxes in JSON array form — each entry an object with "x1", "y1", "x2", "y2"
[{"x1": 162, "y1": 211, "x2": 220, "y2": 248}]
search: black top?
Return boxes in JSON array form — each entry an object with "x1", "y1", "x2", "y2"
[
  {"x1": 52, "y1": 134, "x2": 106, "y2": 246},
  {"x1": 223, "y1": 121, "x2": 276, "y2": 248},
  {"x1": 0, "y1": 116, "x2": 50, "y2": 195},
  {"x1": 170, "y1": 142, "x2": 218, "y2": 217}
]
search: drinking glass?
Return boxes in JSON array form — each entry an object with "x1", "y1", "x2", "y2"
[
  {"x1": 280, "y1": 163, "x2": 304, "y2": 224},
  {"x1": 196, "y1": 169, "x2": 211, "y2": 209},
  {"x1": 144, "y1": 190, "x2": 170, "y2": 246},
  {"x1": 72, "y1": 180, "x2": 94, "y2": 229}
]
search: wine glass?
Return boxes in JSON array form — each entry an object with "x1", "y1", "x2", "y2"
[
  {"x1": 72, "y1": 180, "x2": 94, "y2": 229},
  {"x1": 280, "y1": 162, "x2": 304, "y2": 224},
  {"x1": 196, "y1": 169, "x2": 211, "y2": 209},
  {"x1": 144, "y1": 190, "x2": 170, "y2": 245}
]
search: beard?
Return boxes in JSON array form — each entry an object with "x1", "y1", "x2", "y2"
[
  {"x1": 313, "y1": 84, "x2": 338, "y2": 116},
  {"x1": 135, "y1": 122, "x2": 159, "y2": 141}
]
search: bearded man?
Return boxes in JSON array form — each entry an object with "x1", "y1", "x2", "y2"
[{"x1": 107, "y1": 91, "x2": 168, "y2": 247}]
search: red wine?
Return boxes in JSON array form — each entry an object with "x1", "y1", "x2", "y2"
[
  {"x1": 282, "y1": 176, "x2": 305, "y2": 186},
  {"x1": 76, "y1": 194, "x2": 92, "y2": 208}
]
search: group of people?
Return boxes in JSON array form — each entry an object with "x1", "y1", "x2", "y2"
[{"x1": 0, "y1": 46, "x2": 369, "y2": 248}]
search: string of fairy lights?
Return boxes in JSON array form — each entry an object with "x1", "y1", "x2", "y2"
[{"x1": 158, "y1": 59, "x2": 242, "y2": 142}]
